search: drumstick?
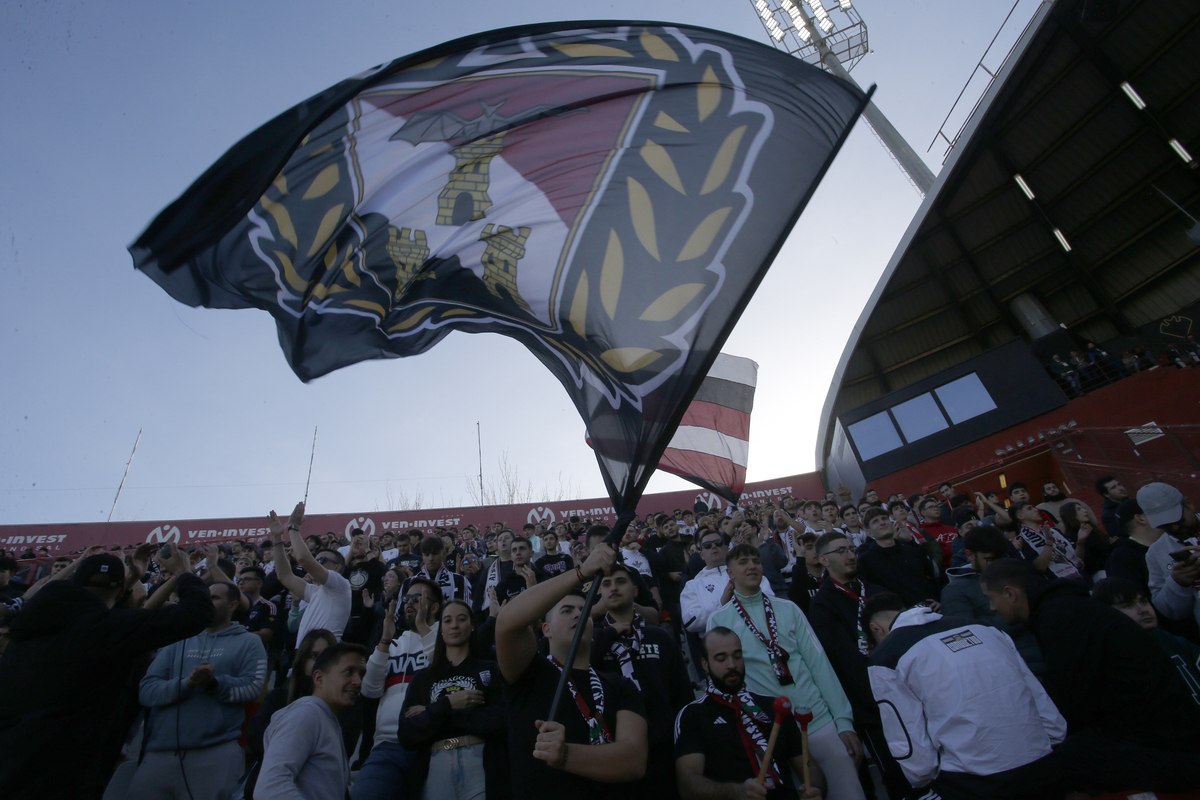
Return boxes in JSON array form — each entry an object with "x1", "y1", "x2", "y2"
[
  {"x1": 755, "y1": 696, "x2": 793, "y2": 786},
  {"x1": 796, "y1": 707, "x2": 815, "y2": 793}
]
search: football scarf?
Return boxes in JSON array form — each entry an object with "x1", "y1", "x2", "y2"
[
  {"x1": 706, "y1": 679, "x2": 782, "y2": 788},
  {"x1": 547, "y1": 656, "x2": 611, "y2": 745},
  {"x1": 732, "y1": 593, "x2": 793, "y2": 685}
]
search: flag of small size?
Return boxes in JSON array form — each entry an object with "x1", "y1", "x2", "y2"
[{"x1": 657, "y1": 353, "x2": 757, "y2": 504}]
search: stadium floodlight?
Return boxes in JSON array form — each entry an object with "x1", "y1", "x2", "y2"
[{"x1": 749, "y1": 0, "x2": 936, "y2": 194}]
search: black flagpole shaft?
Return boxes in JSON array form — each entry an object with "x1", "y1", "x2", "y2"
[{"x1": 546, "y1": 510, "x2": 635, "y2": 724}]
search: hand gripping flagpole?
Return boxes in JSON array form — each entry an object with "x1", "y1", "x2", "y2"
[{"x1": 546, "y1": 508, "x2": 636, "y2": 724}]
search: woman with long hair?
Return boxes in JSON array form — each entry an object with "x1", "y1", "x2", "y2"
[
  {"x1": 246, "y1": 629, "x2": 339, "y2": 764},
  {"x1": 397, "y1": 599, "x2": 508, "y2": 800},
  {"x1": 1059, "y1": 501, "x2": 1110, "y2": 579}
]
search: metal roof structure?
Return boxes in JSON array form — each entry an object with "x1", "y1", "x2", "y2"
[{"x1": 817, "y1": 0, "x2": 1200, "y2": 465}]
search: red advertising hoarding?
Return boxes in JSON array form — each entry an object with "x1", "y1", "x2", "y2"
[{"x1": 2, "y1": 472, "x2": 823, "y2": 556}]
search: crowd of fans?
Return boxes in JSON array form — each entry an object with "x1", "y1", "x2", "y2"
[
  {"x1": 1045, "y1": 336, "x2": 1200, "y2": 396},
  {"x1": 1, "y1": 473, "x2": 1198, "y2": 800}
]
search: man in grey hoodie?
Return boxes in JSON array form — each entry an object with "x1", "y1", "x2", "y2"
[
  {"x1": 258, "y1": 641, "x2": 369, "y2": 800},
  {"x1": 128, "y1": 580, "x2": 268, "y2": 799}
]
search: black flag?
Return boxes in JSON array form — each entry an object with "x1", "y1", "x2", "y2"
[{"x1": 131, "y1": 22, "x2": 868, "y2": 512}]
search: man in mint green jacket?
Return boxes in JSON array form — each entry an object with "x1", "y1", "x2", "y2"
[{"x1": 709, "y1": 543, "x2": 866, "y2": 800}]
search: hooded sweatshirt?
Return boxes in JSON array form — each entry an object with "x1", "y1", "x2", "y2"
[
  {"x1": 140, "y1": 623, "x2": 268, "y2": 751},
  {"x1": 0, "y1": 573, "x2": 213, "y2": 799}
]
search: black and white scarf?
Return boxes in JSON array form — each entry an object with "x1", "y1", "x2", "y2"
[
  {"x1": 604, "y1": 612, "x2": 646, "y2": 689},
  {"x1": 547, "y1": 656, "x2": 611, "y2": 744},
  {"x1": 733, "y1": 593, "x2": 793, "y2": 685}
]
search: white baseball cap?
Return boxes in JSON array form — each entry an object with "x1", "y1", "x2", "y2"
[{"x1": 1136, "y1": 482, "x2": 1185, "y2": 529}]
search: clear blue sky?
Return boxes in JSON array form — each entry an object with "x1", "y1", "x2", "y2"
[{"x1": 0, "y1": 0, "x2": 1042, "y2": 524}]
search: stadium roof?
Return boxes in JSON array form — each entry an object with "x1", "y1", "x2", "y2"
[{"x1": 818, "y1": 0, "x2": 1200, "y2": 464}]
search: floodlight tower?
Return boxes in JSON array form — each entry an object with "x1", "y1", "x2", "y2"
[{"x1": 751, "y1": 0, "x2": 935, "y2": 194}]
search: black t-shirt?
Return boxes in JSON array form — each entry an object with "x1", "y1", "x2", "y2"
[
  {"x1": 245, "y1": 595, "x2": 281, "y2": 639},
  {"x1": 787, "y1": 569, "x2": 821, "y2": 614},
  {"x1": 504, "y1": 657, "x2": 645, "y2": 800},
  {"x1": 534, "y1": 553, "x2": 574, "y2": 582},
  {"x1": 347, "y1": 559, "x2": 386, "y2": 611},
  {"x1": 591, "y1": 622, "x2": 681, "y2": 746},
  {"x1": 498, "y1": 572, "x2": 533, "y2": 605},
  {"x1": 674, "y1": 693, "x2": 803, "y2": 800}
]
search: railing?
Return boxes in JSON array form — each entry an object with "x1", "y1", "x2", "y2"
[{"x1": 1042, "y1": 423, "x2": 1200, "y2": 500}]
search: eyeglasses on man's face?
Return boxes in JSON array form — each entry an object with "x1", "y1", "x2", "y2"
[{"x1": 822, "y1": 546, "x2": 853, "y2": 557}]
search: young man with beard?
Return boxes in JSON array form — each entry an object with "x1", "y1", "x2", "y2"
[
  {"x1": 534, "y1": 527, "x2": 574, "y2": 582},
  {"x1": 495, "y1": 542, "x2": 648, "y2": 800},
  {"x1": 1140, "y1": 482, "x2": 1200, "y2": 632},
  {"x1": 856, "y1": 508, "x2": 940, "y2": 609},
  {"x1": 1036, "y1": 480, "x2": 1075, "y2": 524},
  {"x1": 982, "y1": 559, "x2": 1200, "y2": 793},
  {"x1": 354, "y1": 578, "x2": 441, "y2": 800},
  {"x1": 675, "y1": 627, "x2": 822, "y2": 800},
  {"x1": 402, "y1": 536, "x2": 471, "y2": 605},
  {"x1": 128, "y1": 581, "x2": 268, "y2": 799},
  {"x1": 593, "y1": 563, "x2": 683, "y2": 800},
  {"x1": 806, "y1": 533, "x2": 912, "y2": 800},
  {"x1": 648, "y1": 513, "x2": 689, "y2": 614},
  {"x1": 709, "y1": 544, "x2": 864, "y2": 800},
  {"x1": 270, "y1": 503, "x2": 353, "y2": 642},
  {"x1": 864, "y1": 595, "x2": 1066, "y2": 799},
  {"x1": 259, "y1": 642, "x2": 369, "y2": 800}
]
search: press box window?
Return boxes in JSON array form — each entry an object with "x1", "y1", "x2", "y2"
[
  {"x1": 934, "y1": 373, "x2": 997, "y2": 424},
  {"x1": 891, "y1": 393, "x2": 949, "y2": 442},
  {"x1": 847, "y1": 411, "x2": 904, "y2": 461}
]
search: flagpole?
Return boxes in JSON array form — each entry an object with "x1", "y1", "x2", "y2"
[
  {"x1": 303, "y1": 426, "x2": 318, "y2": 505},
  {"x1": 477, "y1": 422, "x2": 484, "y2": 506},
  {"x1": 546, "y1": 509, "x2": 634, "y2": 724},
  {"x1": 107, "y1": 428, "x2": 143, "y2": 522}
]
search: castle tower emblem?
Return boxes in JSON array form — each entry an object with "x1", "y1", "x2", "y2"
[{"x1": 479, "y1": 224, "x2": 532, "y2": 312}]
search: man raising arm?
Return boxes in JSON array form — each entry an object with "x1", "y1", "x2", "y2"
[
  {"x1": 270, "y1": 502, "x2": 352, "y2": 641},
  {"x1": 496, "y1": 540, "x2": 648, "y2": 800}
]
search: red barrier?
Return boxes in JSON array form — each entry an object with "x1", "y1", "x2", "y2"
[{"x1": 2, "y1": 473, "x2": 823, "y2": 556}]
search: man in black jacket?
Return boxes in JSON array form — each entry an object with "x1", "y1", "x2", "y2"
[
  {"x1": 982, "y1": 559, "x2": 1200, "y2": 794},
  {"x1": 857, "y1": 508, "x2": 940, "y2": 608},
  {"x1": 808, "y1": 532, "x2": 913, "y2": 800},
  {"x1": 0, "y1": 547, "x2": 214, "y2": 800}
]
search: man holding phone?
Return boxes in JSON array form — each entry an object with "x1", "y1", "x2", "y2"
[{"x1": 1140, "y1": 483, "x2": 1200, "y2": 632}]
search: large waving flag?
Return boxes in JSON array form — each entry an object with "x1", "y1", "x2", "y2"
[
  {"x1": 131, "y1": 22, "x2": 868, "y2": 512},
  {"x1": 658, "y1": 353, "x2": 757, "y2": 503}
]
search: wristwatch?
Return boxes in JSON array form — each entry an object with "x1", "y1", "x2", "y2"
[{"x1": 287, "y1": 524, "x2": 300, "y2": 531}]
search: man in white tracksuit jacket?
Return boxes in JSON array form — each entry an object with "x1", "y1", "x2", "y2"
[{"x1": 866, "y1": 603, "x2": 1066, "y2": 799}]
